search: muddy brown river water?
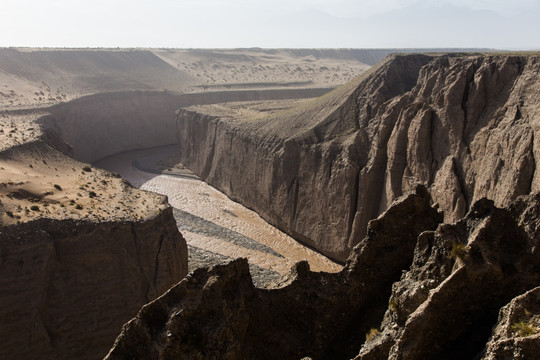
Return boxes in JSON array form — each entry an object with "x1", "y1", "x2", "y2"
[{"x1": 95, "y1": 145, "x2": 342, "y2": 287}]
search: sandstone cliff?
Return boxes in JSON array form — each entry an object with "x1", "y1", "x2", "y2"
[
  {"x1": 105, "y1": 188, "x2": 540, "y2": 359},
  {"x1": 176, "y1": 54, "x2": 540, "y2": 262},
  {"x1": 0, "y1": 209, "x2": 187, "y2": 360}
]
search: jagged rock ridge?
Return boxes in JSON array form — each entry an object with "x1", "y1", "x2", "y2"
[
  {"x1": 105, "y1": 186, "x2": 442, "y2": 360},
  {"x1": 176, "y1": 54, "x2": 540, "y2": 262},
  {"x1": 105, "y1": 188, "x2": 540, "y2": 359},
  {"x1": 357, "y1": 192, "x2": 540, "y2": 359}
]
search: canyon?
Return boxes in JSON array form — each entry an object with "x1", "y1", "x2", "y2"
[
  {"x1": 176, "y1": 53, "x2": 540, "y2": 262},
  {"x1": 1, "y1": 48, "x2": 539, "y2": 359},
  {"x1": 105, "y1": 187, "x2": 540, "y2": 360}
]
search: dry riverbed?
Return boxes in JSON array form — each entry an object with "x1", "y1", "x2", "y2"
[{"x1": 95, "y1": 145, "x2": 342, "y2": 287}]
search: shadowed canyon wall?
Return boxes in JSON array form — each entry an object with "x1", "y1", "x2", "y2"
[
  {"x1": 42, "y1": 88, "x2": 331, "y2": 163},
  {"x1": 176, "y1": 54, "x2": 540, "y2": 262}
]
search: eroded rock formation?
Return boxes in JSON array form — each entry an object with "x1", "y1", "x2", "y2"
[
  {"x1": 356, "y1": 192, "x2": 540, "y2": 359},
  {"x1": 106, "y1": 188, "x2": 540, "y2": 360},
  {"x1": 483, "y1": 286, "x2": 540, "y2": 359},
  {"x1": 176, "y1": 54, "x2": 540, "y2": 262}
]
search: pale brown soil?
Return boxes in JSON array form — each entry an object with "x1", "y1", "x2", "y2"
[
  {"x1": 153, "y1": 48, "x2": 370, "y2": 92},
  {"x1": 0, "y1": 48, "x2": 370, "y2": 110},
  {"x1": 0, "y1": 111, "x2": 45, "y2": 151},
  {"x1": 0, "y1": 144, "x2": 166, "y2": 226}
]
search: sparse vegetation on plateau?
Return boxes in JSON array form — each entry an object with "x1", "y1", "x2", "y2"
[
  {"x1": 511, "y1": 321, "x2": 538, "y2": 337},
  {"x1": 389, "y1": 299, "x2": 399, "y2": 313}
]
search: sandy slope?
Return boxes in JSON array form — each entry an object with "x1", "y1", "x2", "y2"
[
  {"x1": 0, "y1": 141, "x2": 167, "y2": 226},
  {"x1": 0, "y1": 111, "x2": 45, "y2": 151},
  {"x1": 0, "y1": 48, "x2": 196, "y2": 109},
  {"x1": 154, "y1": 48, "x2": 370, "y2": 92}
]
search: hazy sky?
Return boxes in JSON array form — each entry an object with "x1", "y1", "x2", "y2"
[{"x1": 2, "y1": 0, "x2": 539, "y2": 49}]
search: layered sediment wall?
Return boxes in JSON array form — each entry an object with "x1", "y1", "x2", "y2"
[
  {"x1": 0, "y1": 209, "x2": 186, "y2": 360},
  {"x1": 176, "y1": 54, "x2": 540, "y2": 262}
]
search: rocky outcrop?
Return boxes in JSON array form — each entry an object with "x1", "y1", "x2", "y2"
[
  {"x1": 356, "y1": 192, "x2": 540, "y2": 360},
  {"x1": 0, "y1": 207, "x2": 187, "y2": 360},
  {"x1": 483, "y1": 286, "x2": 540, "y2": 359},
  {"x1": 106, "y1": 188, "x2": 540, "y2": 360},
  {"x1": 105, "y1": 186, "x2": 442, "y2": 360},
  {"x1": 176, "y1": 54, "x2": 540, "y2": 262},
  {"x1": 0, "y1": 136, "x2": 189, "y2": 360}
]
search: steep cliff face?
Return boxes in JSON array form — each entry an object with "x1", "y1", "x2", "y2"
[
  {"x1": 176, "y1": 54, "x2": 540, "y2": 262},
  {"x1": 0, "y1": 207, "x2": 187, "y2": 360},
  {"x1": 105, "y1": 189, "x2": 540, "y2": 360}
]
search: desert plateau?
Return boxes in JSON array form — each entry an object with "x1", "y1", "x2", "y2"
[{"x1": 1, "y1": 44, "x2": 539, "y2": 360}]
